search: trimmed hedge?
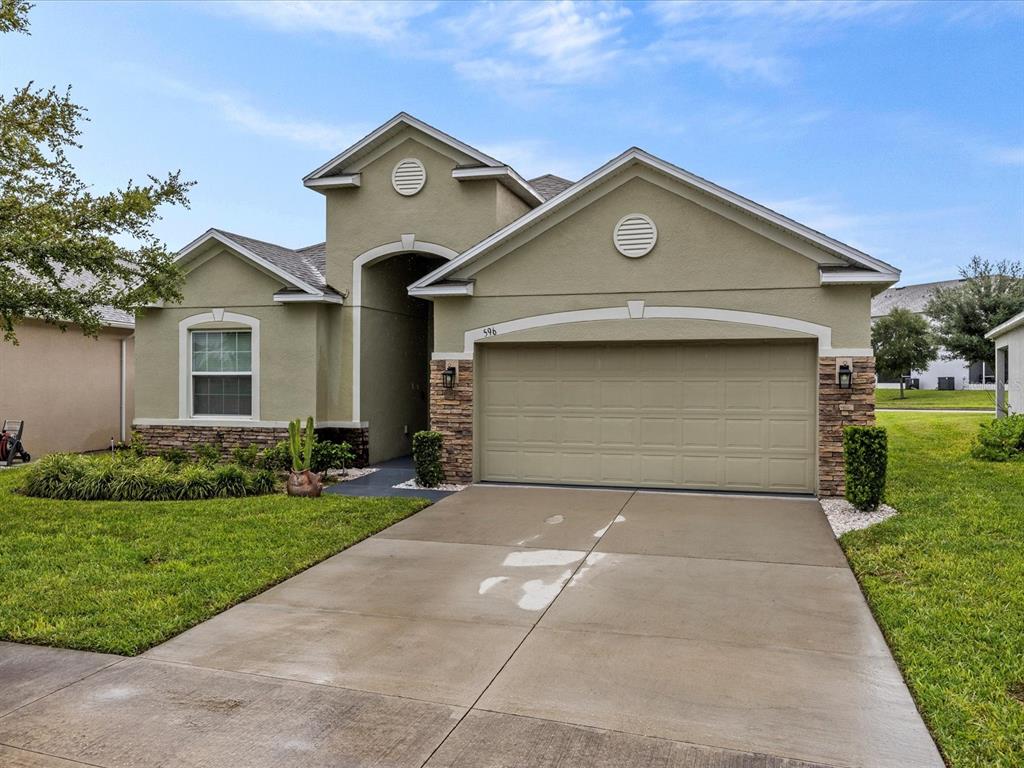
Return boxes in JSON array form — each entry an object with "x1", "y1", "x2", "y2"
[
  {"x1": 843, "y1": 425, "x2": 888, "y2": 510},
  {"x1": 20, "y1": 453, "x2": 277, "y2": 501},
  {"x1": 412, "y1": 431, "x2": 444, "y2": 488},
  {"x1": 971, "y1": 414, "x2": 1024, "y2": 462}
]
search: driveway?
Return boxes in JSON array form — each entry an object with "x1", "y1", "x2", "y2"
[{"x1": 0, "y1": 487, "x2": 943, "y2": 768}]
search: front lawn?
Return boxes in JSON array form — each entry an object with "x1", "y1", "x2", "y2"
[
  {"x1": 842, "y1": 412, "x2": 1024, "y2": 767},
  {"x1": 875, "y1": 387, "x2": 995, "y2": 410},
  {"x1": 0, "y1": 469, "x2": 428, "y2": 655}
]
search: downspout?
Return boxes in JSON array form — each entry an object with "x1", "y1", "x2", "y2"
[{"x1": 120, "y1": 336, "x2": 129, "y2": 442}]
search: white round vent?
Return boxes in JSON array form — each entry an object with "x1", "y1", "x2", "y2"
[
  {"x1": 613, "y1": 214, "x2": 658, "y2": 258},
  {"x1": 392, "y1": 158, "x2": 426, "y2": 196}
]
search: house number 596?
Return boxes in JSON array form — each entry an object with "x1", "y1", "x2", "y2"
[{"x1": 483, "y1": 327, "x2": 498, "y2": 336}]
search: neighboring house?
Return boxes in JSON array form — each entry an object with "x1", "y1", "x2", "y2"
[
  {"x1": 0, "y1": 307, "x2": 134, "y2": 456},
  {"x1": 987, "y1": 310, "x2": 1024, "y2": 417},
  {"x1": 133, "y1": 112, "x2": 900, "y2": 496},
  {"x1": 871, "y1": 279, "x2": 996, "y2": 390}
]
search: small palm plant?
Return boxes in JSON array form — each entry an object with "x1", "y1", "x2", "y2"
[{"x1": 285, "y1": 417, "x2": 322, "y2": 497}]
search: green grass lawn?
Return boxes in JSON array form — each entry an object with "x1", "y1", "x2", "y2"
[
  {"x1": 0, "y1": 470, "x2": 429, "y2": 655},
  {"x1": 876, "y1": 387, "x2": 995, "y2": 410},
  {"x1": 842, "y1": 412, "x2": 1024, "y2": 767}
]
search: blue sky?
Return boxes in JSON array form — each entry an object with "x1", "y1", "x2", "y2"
[{"x1": 4, "y1": 0, "x2": 1022, "y2": 283}]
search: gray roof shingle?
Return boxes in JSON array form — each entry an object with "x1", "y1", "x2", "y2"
[
  {"x1": 213, "y1": 230, "x2": 331, "y2": 293},
  {"x1": 528, "y1": 174, "x2": 574, "y2": 200},
  {"x1": 871, "y1": 279, "x2": 964, "y2": 317}
]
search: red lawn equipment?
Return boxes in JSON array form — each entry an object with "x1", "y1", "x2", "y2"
[{"x1": 0, "y1": 420, "x2": 31, "y2": 466}]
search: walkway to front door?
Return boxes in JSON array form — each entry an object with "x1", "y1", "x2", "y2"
[{"x1": 0, "y1": 487, "x2": 943, "y2": 768}]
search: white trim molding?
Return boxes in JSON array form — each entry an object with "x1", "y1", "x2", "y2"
[
  {"x1": 986, "y1": 309, "x2": 1024, "y2": 339},
  {"x1": 303, "y1": 174, "x2": 361, "y2": 192},
  {"x1": 134, "y1": 418, "x2": 369, "y2": 429},
  {"x1": 408, "y1": 282, "x2": 474, "y2": 298},
  {"x1": 452, "y1": 166, "x2": 545, "y2": 206},
  {"x1": 178, "y1": 311, "x2": 261, "y2": 421},
  {"x1": 819, "y1": 269, "x2": 898, "y2": 286},
  {"x1": 430, "y1": 303, "x2": 872, "y2": 359},
  {"x1": 273, "y1": 291, "x2": 344, "y2": 304},
  {"x1": 350, "y1": 237, "x2": 459, "y2": 422}
]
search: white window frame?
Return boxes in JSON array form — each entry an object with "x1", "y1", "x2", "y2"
[{"x1": 178, "y1": 311, "x2": 260, "y2": 421}]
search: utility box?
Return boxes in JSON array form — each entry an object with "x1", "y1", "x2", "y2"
[{"x1": 938, "y1": 377, "x2": 955, "y2": 391}]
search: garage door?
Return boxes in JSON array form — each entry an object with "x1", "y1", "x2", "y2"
[{"x1": 478, "y1": 342, "x2": 817, "y2": 492}]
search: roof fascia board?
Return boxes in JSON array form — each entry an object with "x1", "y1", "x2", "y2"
[
  {"x1": 304, "y1": 113, "x2": 502, "y2": 181},
  {"x1": 303, "y1": 174, "x2": 361, "y2": 193},
  {"x1": 413, "y1": 148, "x2": 899, "y2": 290},
  {"x1": 176, "y1": 230, "x2": 321, "y2": 296},
  {"x1": 820, "y1": 270, "x2": 899, "y2": 286},
  {"x1": 407, "y1": 282, "x2": 474, "y2": 298},
  {"x1": 452, "y1": 166, "x2": 544, "y2": 206},
  {"x1": 986, "y1": 310, "x2": 1024, "y2": 339},
  {"x1": 273, "y1": 291, "x2": 344, "y2": 304}
]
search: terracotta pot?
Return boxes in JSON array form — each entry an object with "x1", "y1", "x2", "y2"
[{"x1": 286, "y1": 469, "x2": 323, "y2": 498}]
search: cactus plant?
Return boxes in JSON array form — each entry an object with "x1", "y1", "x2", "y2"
[{"x1": 287, "y1": 417, "x2": 315, "y2": 472}]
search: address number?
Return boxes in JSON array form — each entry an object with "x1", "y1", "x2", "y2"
[{"x1": 482, "y1": 327, "x2": 498, "y2": 336}]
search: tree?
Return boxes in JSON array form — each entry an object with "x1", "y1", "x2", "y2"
[
  {"x1": 0, "y1": 2, "x2": 192, "y2": 343},
  {"x1": 924, "y1": 256, "x2": 1024, "y2": 366},
  {"x1": 871, "y1": 308, "x2": 938, "y2": 399}
]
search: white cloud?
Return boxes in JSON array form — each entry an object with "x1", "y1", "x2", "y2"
[
  {"x1": 218, "y1": 0, "x2": 439, "y2": 42},
  {"x1": 162, "y1": 79, "x2": 361, "y2": 150},
  {"x1": 655, "y1": 38, "x2": 792, "y2": 85},
  {"x1": 981, "y1": 145, "x2": 1024, "y2": 167},
  {"x1": 650, "y1": 0, "x2": 911, "y2": 26},
  {"x1": 476, "y1": 138, "x2": 593, "y2": 181}
]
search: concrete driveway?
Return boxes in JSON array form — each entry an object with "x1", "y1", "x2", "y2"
[{"x1": 0, "y1": 487, "x2": 943, "y2": 768}]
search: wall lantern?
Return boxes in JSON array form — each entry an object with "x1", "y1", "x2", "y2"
[
  {"x1": 441, "y1": 366, "x2": 457, "y2": 389},
  {"x1": 837, "y1": 361, "x2": 853, "y2": 390}
]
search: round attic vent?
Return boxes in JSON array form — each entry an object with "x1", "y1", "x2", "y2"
[
  {"x1": 392, "y1": 158, "x2": 426, "y2": 196},
  {"x1": 613, "y1": 214, "x2": 658, "y2": 258}
]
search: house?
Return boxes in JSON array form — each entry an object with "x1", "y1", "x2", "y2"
[
  {"x1": 871, "y1": 279, "x2": 996, "y2": 389},
  {"x1": 133, "y1": 113, "x2": 900, "y2": 496},
  {"x1": 0, "y1": 308, "x2": 134, "y2": 456},
  {"x1": 987, "y1": 310, "x2": 1024, "y2": 416}
]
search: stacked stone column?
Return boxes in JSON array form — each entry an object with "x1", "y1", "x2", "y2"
[
  {"x1": 428, "y1": 359, "x2": 474, "y2": 483},
  {"x1": 817, "y1": 356, "x2": 876, "y2": 497}
]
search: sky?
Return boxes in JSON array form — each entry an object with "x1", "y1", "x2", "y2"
[{"x1": 3, "y1": 0, "x2": 1023, "y2": 284}]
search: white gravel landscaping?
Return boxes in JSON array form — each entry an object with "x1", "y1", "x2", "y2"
[
  {"x1": 325, "y1": 467, "x2": 378, "y2": 482},
  {"x1": 393, "y1": 478, "x2": 468, "y2": 492},
  {"x1": 820, "y1": 497, "x2": 898, "y2": 537}
]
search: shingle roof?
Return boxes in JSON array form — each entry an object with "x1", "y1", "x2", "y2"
[
  {"x1": 56, "y1": 271, "x2": 135, "y2": 328},
  {"x1": 528, "y1": 174, "x2": 574, "y2": 200},
  {"x1": 871, "y1": 279, "x2": 964, "y2": 317},
  {"x1": 212, "y1": 230, "x2": 331, "y2": 293}
]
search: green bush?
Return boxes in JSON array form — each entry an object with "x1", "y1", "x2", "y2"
[
  {"x1": 971, "y1": 414, "x2": 1024, "y2": 461},
  {"x1": 20, "y1": 453, "x2": 277, "y2": 502},
  {"x1": 256, "y1": 440, "x2": 291, "y2": 472},
  {"x1": 311, "y1": 440, "x2": 354, "y2": 473},
  {"x1": 843, "y1": 426, "x2": 888, "y2": 510},
  {"x1": 159, "y1": 447, "x2": 189, "y2": 465},
  {"x1": 412, "y1": 431, "x2": 444, "y2": 488},
  {"x1": 194, "y1": 443, "x2": 221, "y2": 466},
  {"x1": 232, "y1": 444, "x2": 259, "y2": 468}
]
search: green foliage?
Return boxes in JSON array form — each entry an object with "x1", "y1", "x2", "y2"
[
  {"x1": 871, "y1": 308, "x2": 938, "y2": 398},
  {"x1": 843, "y1": 426, "x2": 888, "y2": 510},
  {"x1": 0, "y1": 4, "x2": 192, "y2": 344},
  {"x1": 924, "y1": 256, "x2": 1024, "y2": 366},
  {"x1": 20, "y1": 453, "x2": 276, "y2": 501},
  {"x1": 231, "y1": 444, "x2": 259, "y2": 468},
  {"x1": 311, "y1": 440, "x2": 354, "y2": 473},
  {"x1": 194, "y1": 442, "x2": 221, "y2": 466},
  {"x1": 256, "y1": 440, "x2": 290, "y2": 472},
  {"x1": 127, "y1": 431, "x2": 147, "y2": 457},
  {"x1": 971, "y1": 414, "x2": 1024, "y2": 462},
  {"x1": 287, "y1": 417, "x2": 315, "y2": 472},
  {"x1": 159, "y1": 447, "x2": 188, "y2": 465},
  {"x1": 412, "y1": 431, "x2": 444, "y2": 488}
]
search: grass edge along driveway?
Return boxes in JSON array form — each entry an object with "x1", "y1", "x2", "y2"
[
  {"x1": 0, "y1": 470, "x2": 429, "y2": 655},
  {"x1": 842, "y1": 412, "x2": 1024, "y2": 768}
]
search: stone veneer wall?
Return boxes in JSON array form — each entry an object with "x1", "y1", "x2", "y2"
[
  {"x1": 818, "y1": 356, "x2": 876, "y2": 497},
  {"x1": 133, "y1": 424, "x2": 288, "y2": 460},
  {"x1": 316, "y1": 427, "x2": 369, "y2": 468},
  {"x1": 429, "y1": 359, "x2": 474, "y2": 483}
]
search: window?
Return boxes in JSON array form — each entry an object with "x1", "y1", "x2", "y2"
[
  {"x1": 191, "y1": 330, "x2": 252, "y2": 416},
  {"x1": 969, "y1": 360, "x2": 996, "y2": 385},
  {"x1": 998, "y1": 346, "x2": 1009, "y2": 385}
]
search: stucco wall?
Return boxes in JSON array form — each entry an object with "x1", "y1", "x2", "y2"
[
  {"x1": 0, "y1": 320, "x2": 131, "y2": 455},
  {"x1": 134, "y1": 250, "x2": 331, "y2": 423}
]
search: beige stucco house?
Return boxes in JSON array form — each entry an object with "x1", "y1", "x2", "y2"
[
  {"x1": 0, "y1": 311, "x2": 134, "y2": 457},
  {"x1": 987, "y1": 310, "x2": 1024, "y2": 417},
  {"x1": 133, "y1": 113, "x2": 900, "y2": 496}
]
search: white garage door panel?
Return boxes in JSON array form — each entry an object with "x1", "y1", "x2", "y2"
[{"x1": 478, "y1": 342, "x2": 817, "y2": 492}]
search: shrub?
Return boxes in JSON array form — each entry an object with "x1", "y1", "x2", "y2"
[
  {"x1": 412, "y1": 431, "x2": 444, "y2": 488},
  {"x1": 159, "y1": 447, "x2": 189, "y2": 465},
  {"x1": 20, "y1": 453, "x2": 277, "y2": 501},
  {"x1": 843, "y1": 426, "x2": 888, "y2": 511},
  {"x1": 194, "y1": 443, "x2": 221, "y2": 466},
  {"x1": 311, "y1": 440, "x2": 354, "y2": 473},
  {"x1": 232, "y1": 444, "x2": 259, "y2": 468},
  {"x1": 256, "y1": 441, "x2": 290, "y2": 472},
  {"x1": 971, "y1": 414, "x2": 1024, "y2": 461}
]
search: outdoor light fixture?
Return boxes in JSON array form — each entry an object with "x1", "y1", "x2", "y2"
[
  {"x1": 837, "y1": 362, "x2": 853, "y2": 390},
  {"x1": 441, "y1": 366, "x2": 457, "y2": 389}
]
